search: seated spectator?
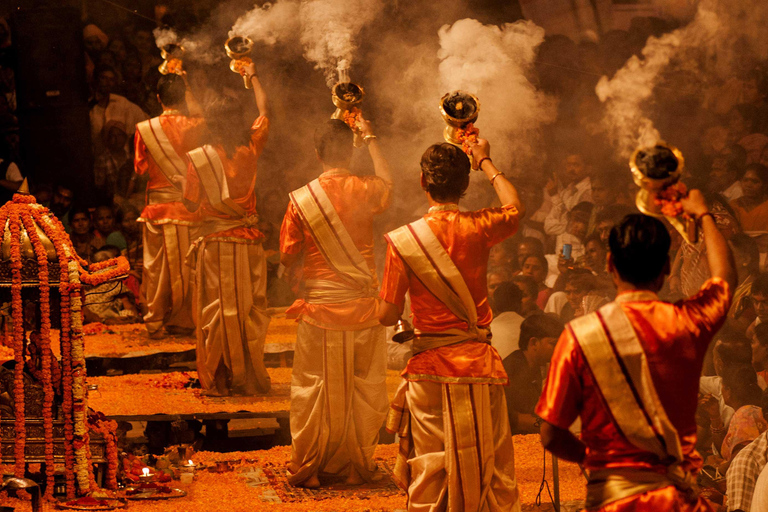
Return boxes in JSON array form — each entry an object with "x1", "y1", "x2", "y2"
[
  {"x1": 512, "y1": 275, "x2": 543, "y2": 317},
  {"x1": 747, "y1": 273, "x2": 768, "y2": 339},
  {"x1": 515, "y1": 237, "x2": 545, "y2": 270},
  {"x1": 50, "y1": 185, "x2": 74, "y2": 233},
  {"x1": 725, "y1": 392, "x2": 768, "y2": 512},
  {"x1": 591, "y1": 204, "x2": 636, "y2": 246},
  {"x1": 587, "y1": 172, "x2": 629, "y2": 233},
  {"x1": 543, "y1": 151, "x2": 593, "y2": 239},
  {"x1": 91, "y1": 204, "x2": 127, "y2": 252},
  {"x1": 94, "y1": 120, "x2": 132, "y2": 198},
  {"x1": 487, "y1": 266, "x2": 513, "y2": 313},
  {"x1": 83, "y1": 246, "x2": 140, "y2": 324},
  {"x1": 488, "y1": 238, "x2": 516, "y2": 273},
  {"x1": 754, "y1": 324, "x2": 768, "y2": 389},
  {"x1": 730, "y1": 234, "x2": 761, "y2": 328},
  {"x1": 708, "y1": 365, "x2": 767, "y2": 471},
  {"x1": 731, "y1": 163, "x2": 768, "y2": 232},
  {"x1": 69, "y1": 206, "x2": 94, "y2": 261},
  {"x1": 729, "y1": 105, "x2": 768, "y2": 165},
  {"x1": 490, "y1": 282, "x2": 525, "y2": 360},
  {"x1": 547, "y1": 268, "x2": 606, "y2": 321},
  {"x1": 521, "y1": 253, "x2": 552, "y2": 309},
  {"x1": 751, "y1": 462, "x2": 768, "y2": 512},
  {"x1": 502, "y1": 313, "x2": 564, "y2": 434},
  {"x1": 553, "y1": 201, "x2": 592, "y2": 262},
  {"x1": 708, "y1": 146, "x2": 747, "y2": 202},
  {"x1": 514, "y1": 178, "x2": 547, "y2": 243},
  {"x1": 700, "y1": 341, "x2": 753, "y2": 449},
  {"x1": 582, "y1": 231, "x2": 608, "y2": 277}
]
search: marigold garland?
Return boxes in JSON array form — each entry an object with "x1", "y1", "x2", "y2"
[
  {"x1": 457, "y1": 123, "x2": 479, "y2": 155},
  {"x1": 0, "y1": 192, "x2": 128, "y2": 498},
  {"x1": 19, "y1": 213, "x2": 55, "y2": 499},
  {"x1": 342, "y1": 107, "x2": 362, "y2": 131},
  {"x1": 8, "y1": 209, "x2": 25, "y2": 478},
  {"x1": 654, "y1": 181, "x2": 688, "y2": 218}
]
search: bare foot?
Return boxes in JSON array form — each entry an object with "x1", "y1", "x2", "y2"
[
  {"x1": 299, "y1": 475, "x2": 320, "y2": 488},
  {"x1": 345, "y1": 468, "x2": 364, "y2": 485}
]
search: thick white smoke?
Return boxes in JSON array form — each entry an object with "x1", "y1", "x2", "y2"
[
  {"x1": 595, "y1": 1, "x2": 726, "y2": 158},
  {"x1": 229, "y1": 1, "x2": 300, "y2": 46},
  {"x1": 437, "y1": 18, "x2": 557, "y2": 171},
  {"x1": 299, "y1": 0, "x2": 384, "y2": 87}
]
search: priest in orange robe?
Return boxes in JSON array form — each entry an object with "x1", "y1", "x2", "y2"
[
  {"x1": 378, "y1": 139, "x2": 524, "y2": 511},
  {"x1": 280, "y1": 118, "x2": 393, "y2": 487},
  {"x1": 184, "y1": 62, "x2": 271, "y2": 396},
  {"x1": 134, "y1": 73, "x2": 206, "y2": 338},
  {"x1": 536, "y1": 192, "x2": 736, "y2": 511}
]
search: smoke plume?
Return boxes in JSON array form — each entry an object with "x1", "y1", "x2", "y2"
[
  {"x1": 299, "y1": 0, "x2": 384, "y2": 87},
  {"x1": 229, "y1": 1, "x2": 300, "y2": 46},
  {"x1": 437, "y1": 18, "x2": 557, "y2": 171}
]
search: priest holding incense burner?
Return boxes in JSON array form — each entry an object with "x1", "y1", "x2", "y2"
[
  {"x1": 134, "y1": 73, "x2": 206, "y2": 338},
  {"x1": 536, "y1": 180, "x2": 736, "y2": 510},
  {"x1": 280, "y1": 116, "x2": 393, "y2": 487},
  {"x1": 378, "y1": 138, "x2": 523, "y2": 511}
]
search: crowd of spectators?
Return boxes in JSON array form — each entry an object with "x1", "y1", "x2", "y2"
[{"x1": 0, "y1": 5, "x2": 768, "y2": 510}]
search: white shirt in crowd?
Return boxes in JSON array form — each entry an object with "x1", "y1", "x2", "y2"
[
  {"x1": 543, "y1": 177, "x2": 593, "y2": 236},
  {"x1": 723, "y1": 180, "x2": 744, "y2": 203},
  {"x1": 751, "y1": 464, "x2": 768, "y2": 512},
  {"x1": 490, "y1": 311, "x2": 524, "y2": 360}
]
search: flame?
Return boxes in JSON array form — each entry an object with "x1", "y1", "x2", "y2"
[{"x1": 142, "y1": 467, "x2": 150, "y2": 476}]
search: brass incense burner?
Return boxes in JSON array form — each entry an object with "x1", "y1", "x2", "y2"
[
  {"x1": 225, "y1": 36, "x2": 254, "y2": 89},
  {"x1": 392, "y1": 319, "x2": 414, "y2": 344},
  {"x1": 439, "y1": 91, "x2": 479, "y2": 146},
  {"x1": 158, "y1": 43, "x2": 185, "y2": 76},
  {"x1": 330, "y1": 81, "x2": 365, "y2": 148},
  {"x1": 630, "y1": 142, "x2": 697, "y2": 244}
]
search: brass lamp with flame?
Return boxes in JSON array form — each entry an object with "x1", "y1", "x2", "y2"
[
  {"x1": 330, "y1": 81, "x2": 365, "y2": 148},
  {"x1": 225, "y1": 36, "x2": 255, "y2": 89},
  {"x1": 630, "y1": 142, "x2": 697, "y2": 244},
  {"x1": 392, "y1": 319, "x2": 414, "y2": 344},
  {"x1": 439, "y1": 91, "x2": 480, "y2": 146},
  {"x1": 158, "y1": 43, "x2": 185, "y2": 76}
]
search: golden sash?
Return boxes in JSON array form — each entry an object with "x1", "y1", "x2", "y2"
[
  {"x1": 136, "y1": 118, "x2": 187, "y2": 187},
  {"x1": 289, "y1": 179, "x2": 374, "y2": 293},
  {"x1": 187, "y1": 145, "x2": 247, "y2": 218},
  {"x1": 570, "y1": 301, "x2": 693, "y2": 509},
  {"x1": 386, "y1": 219, "x2": 488, "y2": 353}
]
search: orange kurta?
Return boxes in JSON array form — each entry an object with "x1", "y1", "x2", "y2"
[
  {"x1": 279, "y1": 169, "x2": 392, "y2": 330},
  {"x1": 730, "y1": 198, "x2": 768, "y2": 232},
  {"x1": 185, "y1": 117, "x2": 269, "y2": 241},
  {"x1": 134, "y1": 113, "x2": 207, "y2": 223},
  {"x1": 535, "y1": 280, "x2": 731, "y2": 511},
  {"x1": 380, "y1": 204, "x2": 519, "y2": 384}
]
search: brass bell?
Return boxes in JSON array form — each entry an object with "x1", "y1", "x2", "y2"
[{"x1": 392, "y1": 319, "x2": 414, "y2": 344}]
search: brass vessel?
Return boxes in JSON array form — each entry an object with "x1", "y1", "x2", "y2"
[
  {"x1": 330, "y1": 81, "x2": 365, "y2": 148},
  {"x1": 439, "y1": 91, "x2": 480, "y2": 146},
  {"x1": 158, "y1": 43, "x2": 185, "y2": 76},
  {"x1": 392, "y1": 319, "x2": 414, "y2": 344},
  {"x1": 629, "y1": 142, "x2": 697, "y2": 244},
  {"x1": 225, "y1": 36, "x2": 254, "y2": 89}
]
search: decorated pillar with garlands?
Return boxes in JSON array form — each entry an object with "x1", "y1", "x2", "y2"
[{"x1": 0, "y1": 181, "x2": 127, "y2": 499}]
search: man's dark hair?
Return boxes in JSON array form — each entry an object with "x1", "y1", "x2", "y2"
[
  {"x1": 314, "y1": 120, "x2": 353, "y2": 168},
  {"x1": 755, "y1": 323, "x2": 768, "y2": 348},
  {"x1": 609, "y1": 214, "x2": 671, "y2": 287},
  {"x1": 744, "y1": 162, "x2": 768, "y2": 188},
  {"x1": 563, "y1": 268, "x2": 597, "y2": 292},
  {"x1": 68, "y1": 205, "x2": 91, "y2": 224},
  {"x1": 157, "y1": 74, "x2": 186, "y2": 106},
  {"x1": 584, "y1": 231, "x2": 603, "y2": 247},
  {"x1": 721, "y1": 364, "x2": 763, "y2": 407},
  {"x1": 493, "y1": 281, "x2": 523, "y2": 314},
  {"x1": 523, "y1": 253, "x2": 548, "y2": 277},
  {"x1": 715, "y1": 341, "x2": 753, "y2": 367},
  {"x1": 511, "y1": 275, "x2": 538, "y2": 298},
  {"x1": 519, "y1": 237, "x2": 545, "y2": 257},
  {"x1": 753, "y1": 272, "x2": 768, "y2": 296},
  {"x1": 420, "y1": 143, "x2": 470, "y2": 203},
  {"x1": 519, "y1": 313, "x2": 564, "y2": 351}
]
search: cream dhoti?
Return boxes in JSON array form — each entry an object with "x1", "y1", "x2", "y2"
[
  {"x1": 141, "y1": 202, "x2": 197, "y2": 335},
  {"x1": 288, "y1": 320, "x2": 388, "y2": 484},
  {"x1": 192, "y1": 234, "x2": 271, "y2": 395}
]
